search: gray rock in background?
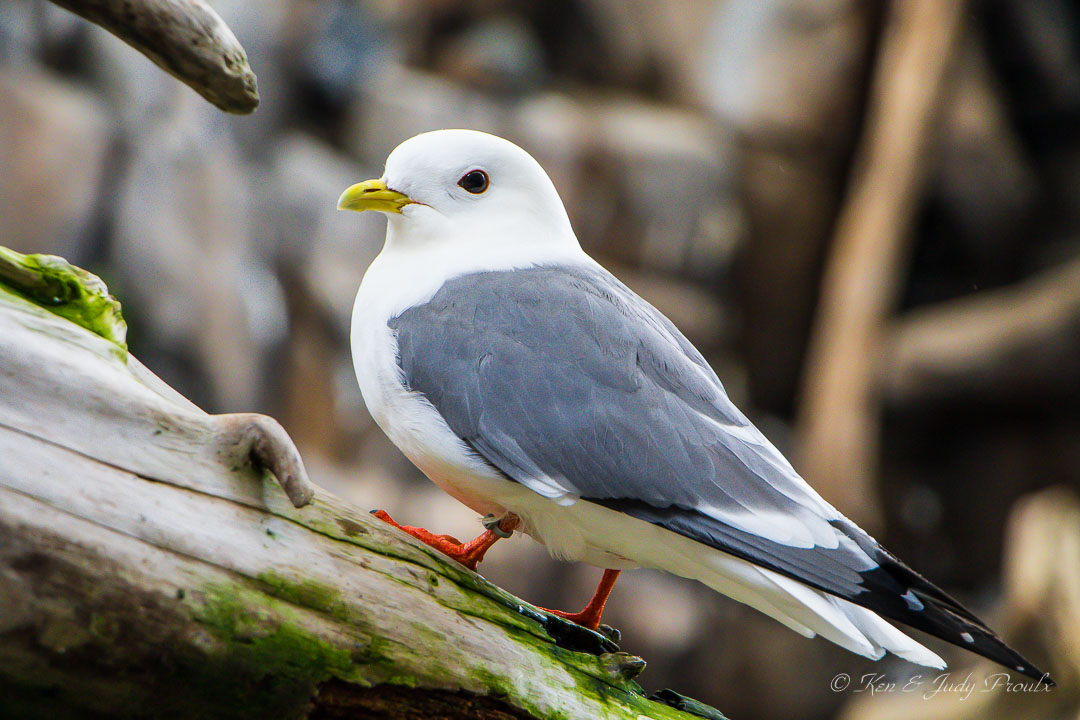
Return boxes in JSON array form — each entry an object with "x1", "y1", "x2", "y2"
[
  {"x1": 264, "y1": 132, "x2": 380, "y2": 442},
  {"x1": 113, "y1": 93, "x2": 277, "y2": 413},
  {"x1": 700, "y1": 0, "x2": 870, "y2": 143},
  {"x1": 80, "y1": 13, "x2": 184, "y2": 130},
  {"x1": 589, "y1": 98, "x2": 736, "y2": 278},
  {"x1": 0, "y1": 66, "x2": 111, "y2": 262},
  {"x1": 436, "y1": 14, "x2": 547, "y2": 95},
  {"x1": 698, "y1": 0, "x2": 876, "y2": 415},
  {"x1": 0, "y1": 0, "x2": 44, "y2": 62},
  {"x1": 267, "y1": 132, "x2": 381, "y2": 335},
  {"x1": 346, "y1": 63, "x2": 507, "y2": 168}
]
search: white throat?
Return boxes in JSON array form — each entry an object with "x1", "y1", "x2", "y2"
[{"x1": 359, "y1": 206, "x2": 593, "y2": 320}]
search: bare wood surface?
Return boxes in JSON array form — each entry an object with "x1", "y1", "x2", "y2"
[
  {"x1": 48, "y1": 0, "x2": 259, "y2": 114},
  {"x1": 795, "y1": 0, "x2": 968, "y2": 529},
  {"x1": 880, "y1": 255, "x2": 1080, "y2": 405},
  {"x1": 0, "y1": 269, "x2": 712, "y2": 719}
]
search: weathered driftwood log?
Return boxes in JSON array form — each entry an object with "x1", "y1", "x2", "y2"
[
  {"x1": 0, "y1": 250, "x2": 723, "y2": 720},
  {"x1": 47, "y1": 0, "x2": 259, "y2": 114},
  {"x1": 795, "y1": 0, "x2": 968, "y2": 530}
]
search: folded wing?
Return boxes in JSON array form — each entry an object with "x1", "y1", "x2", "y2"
[{"x1": 390, "y1": 263, "x2": 1045, "y2": 680}]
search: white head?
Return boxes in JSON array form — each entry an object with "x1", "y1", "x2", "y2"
[{"x1": 339, "y1": 129, "x2": 579, "y2": 254}]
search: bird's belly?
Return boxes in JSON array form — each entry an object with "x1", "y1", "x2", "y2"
[{"x1": 408, "y1": 452, "x2": 516, "y2": 518}]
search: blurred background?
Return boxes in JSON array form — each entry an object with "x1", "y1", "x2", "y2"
[{"x1": 2, "y1": 1, "x2": 1078, "y2": 718}]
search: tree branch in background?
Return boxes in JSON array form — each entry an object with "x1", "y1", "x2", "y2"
[
  {"x1": 881, "y1": 255, "x2": 1080, "y2": 406},
  {"x1": 795, "y1": 0, "x2": 968, "y2": 530},
  {"x1": 48, "y1": 0, "x2": 259, "y2": 114}
]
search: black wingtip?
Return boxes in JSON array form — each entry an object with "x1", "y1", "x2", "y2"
[
  {"x1": 1013, "y1": 666, "x2": 1055, "y2": 687},
  {"x1": 1010, "y1": 663, "x2": 1054, "y2": 685},
  {"x1": 852, "y1": 556, "x2": 1051, "y2": 683}
]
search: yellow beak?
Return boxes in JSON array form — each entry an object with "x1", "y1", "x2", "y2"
[{"x1": 337, "y1": 179, "x2": 414, "y2": 214}]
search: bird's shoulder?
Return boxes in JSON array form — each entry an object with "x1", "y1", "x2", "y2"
[
  {"x1": 387, "y1": 262, "x2": 796, "y2": 501},
  {"x1": 391, "y1": 262, "x2": 725, "y2": 400}
]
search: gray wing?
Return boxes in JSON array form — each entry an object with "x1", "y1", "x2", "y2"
[
  {"x1": 392, "y1": 265, "x2": 847, "y2": 546},
  {"x1": 389, "y1": 264, "x2": 1041, "y2": 677}
]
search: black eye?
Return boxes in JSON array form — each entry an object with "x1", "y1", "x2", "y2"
[{"x1": 458, "y1": 170, "x2": 489, "y2": 194}]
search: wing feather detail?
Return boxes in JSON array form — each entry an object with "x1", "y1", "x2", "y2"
[{"x1": 389, "y1": 264, "x2": 1047, "y2": 680}]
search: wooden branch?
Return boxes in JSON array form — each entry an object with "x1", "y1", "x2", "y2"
[
  {"x1": 0, "y1": 251, "x2": 720, "y2": 720},
  {"x1": 48, "y1": 0, "x2": 259, "y2": 114},
  {"x1": 795, "y1": 0, "x2": 968, "y2": 529},
  {"x1": 880, "y1": 255, "x2": 1080, "y2": 405}
]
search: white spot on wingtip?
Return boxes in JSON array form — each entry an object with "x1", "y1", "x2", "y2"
[
  {"x1": 901, "y1": 590, "x2": 924, "y2": 611},
  {"x1": 1017, "y1": 666, "x2": 1025, "y2": 672},
  {"x1": 961, "y1": 632, "x2": 975, "y2": 643}
]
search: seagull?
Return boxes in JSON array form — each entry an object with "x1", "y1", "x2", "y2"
[{"x1": 338, "y1": 128, "x2": 1049, "y2": 681}]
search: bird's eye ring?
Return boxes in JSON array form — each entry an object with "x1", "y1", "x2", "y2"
[{"x1": 458, "y1": 170, "x2": 489, "y2": 194}]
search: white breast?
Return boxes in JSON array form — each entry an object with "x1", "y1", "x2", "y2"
[{"x1": 351, "y1": 255, "x2": 507, "y2": 516}]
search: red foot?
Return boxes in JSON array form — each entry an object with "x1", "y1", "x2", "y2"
[
  {"x1": 542, "y1": 569, "x2": 621, "y2": 630},
  {"x1": 371, "y1": 509, "x2": 518, "y2": 571}
]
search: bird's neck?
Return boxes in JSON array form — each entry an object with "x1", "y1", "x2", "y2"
[{"x1": 357, "y1": 230, "x2": 596, "y2": 322}]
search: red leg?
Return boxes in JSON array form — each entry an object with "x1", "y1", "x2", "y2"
[
  {"x1": 543, "y1": 569, "x2": 621, "y2": 630},
  {"x1": 371, "y1": 510, "x2": 519, "y2": 571}
]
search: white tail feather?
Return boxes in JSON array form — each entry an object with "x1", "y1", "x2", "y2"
[{"x1": 690, "y1": 542, "x2": 946, "y2": 668}]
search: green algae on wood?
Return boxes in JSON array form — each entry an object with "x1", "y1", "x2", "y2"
[
  {"x1": 186, "y1": 573, "x2": 689, "y2": 720},
  {"x1": 251, "y1": 511, "x2": 701, "y2": 719},
  {"x1": 255, "y1": 570, "x2": 353, "y2": 623},
  {"x1": 0, "y1": 246, "x2": 127, "y2": 350},
  {"x1": 650, "y1": 690, "x2": 730, "y2": 720},
  {"x1": 0, "y1": 276, "x2": 726, "y2": 719},
  {"x1": 187, "y1": 582, "x2": 360, "y2": 718}
]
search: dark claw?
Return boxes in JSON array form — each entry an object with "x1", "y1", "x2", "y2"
[
  {"x1": 543, "y1": 615, "x2": 619, "y2": 655},
  {"x1": 650, "y1": 689, "x2": 730, "y2": 720},
  {"x1": 512, "y1": 604, "x2": 618, "y2": 654},
  {"x1": 538, "y1": 612, "x2": 619, "y2": 655},
  {"x1": 602, "y1": 651, "x2": 646, "y2": 680},
  {"x1": 597, "y1": 623, "x2": 621, "y2": 644}
]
